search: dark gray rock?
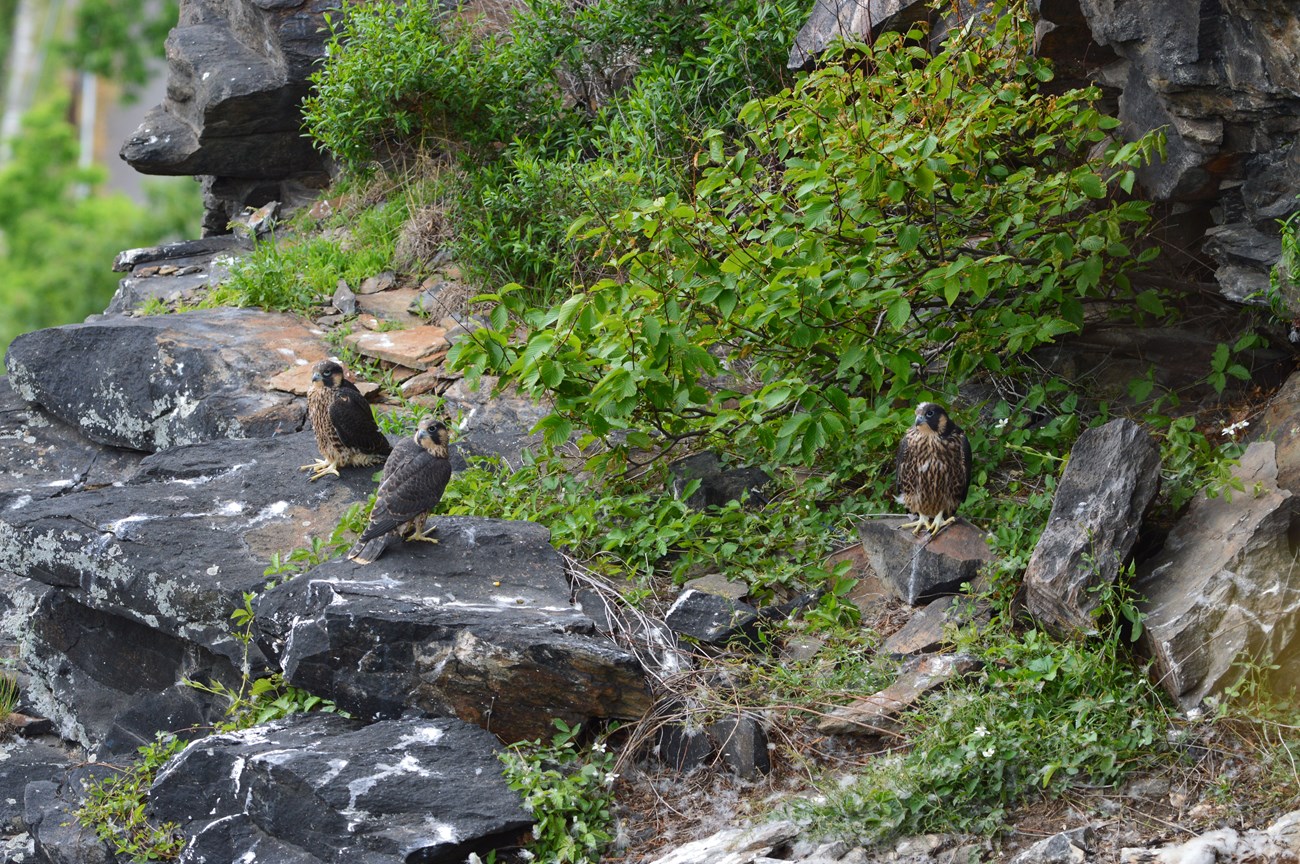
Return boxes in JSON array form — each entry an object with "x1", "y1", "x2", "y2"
[
  {"x1": 656, "y1": 723, "x2": 714, "y2": 773},
  {"x1": 254, "y1": 517, "x2": 653, "y2": 742},
  {"x1": 332, "y1": 279, "x2": 357, "y2": 316},
  {"x1": 0, "y1": 431, "x2": 376, "y2": 668},
  {"x1": 0, "y1": 738, "x2": 74, "y2": 832},
  {"x1": 24, "y1": 768, "x2": 119, "y2": 864},
  {"x1": 669, "y1": 452, "x2": 772, "y2": 510},
  {"x1": 120, "y1": 0, "x2": 333, "y2": 229},
  {"x1": 149, "y1": 713, "x2": 532, "y2": 863},
  {"x1": 710, "y1": 716, "x2": 771, "y2": 779},
  {"x1": 663, "y1": 589, "x2": 761, "y2": 644},
  {"x1": 1045, "y1": 0, "x2": 1300, "y2": 304},
  {"x1": 1009, "y1": 826, "x2": 1095, "y2": 864},
  {"x1": 787, "y1": 0, "x2": 988, "y2": 67},
  {"x1": 4, "y1": 309, "x2": 329, "y2": 451},
  {"x1": 440, "y1": 376, "x2": 551, "y2": 468},
  {"x1": 858, "y1": 518, "x2": 991, "y2": 605},
  {"x1": 112, "y1": 236, "x2": 252, "y2": 273},
  {"x1": 1136, "y1": 442, "x2": 1300, "y2": 710},
  {"x1": 106, "y1": 237, "x2": 251, "y2": 315},
  {"x1": 0, "y1": 377, "x2": 144, "y2": 512},
  {"x1": 22, "y1": 590, "x2": 238, "y2": 754},
  {"x1": 1023, "y1": 419, "x2": 1161, "y2": 638}
]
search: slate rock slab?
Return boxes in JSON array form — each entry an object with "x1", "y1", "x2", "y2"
[
  {"x1": 817, "y1": 653, "x2": 981, "y2": 736},
  {"x1": 149, "y1": 713, "x2": 532, "y2": 863},
  {"x1": 1136, "y1": 442, "x2": 1300, "y2": 710},
  {"x1": 859, "y1": 517, "x2": 991, "y2": 604},
  {"x1": 4, "y1": 308, "x2": 328, "y2": 452},
  {"x1": 0, "y1": 737, "x2": 75, "y2": 832},
  {"x1": 22, "y1": 590, "x2": 240, "y2": 754},
  {"x1": 0, "y1": 431, "x2": 377, "y2": 667},
  {"x1": 255, "y1": 517, "x2": 653, "y2": 742},
  {"x1": 0, "y1": 377, "x2": 144, "y2": 511},
  {"x1": 1023, "y1": 419, "x2": 1161, "y2": 638}
]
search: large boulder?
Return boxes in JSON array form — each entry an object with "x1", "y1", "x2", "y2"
[
  {"x1": 148, "y1": 713, "x2": 533, "y2": 863},
  {"x1": 120, "y1": 0, "x2": 333, "y2": 233},
  {"x1": 0, "y1": 377, "x2": 143, "y2": 510},
  {"x1": 0, "y1": 431, "x2": 376, "y2": 750},
  {"x1": 0, "y1": 432, "x2": 373, "y2": 667},
  {"x1": 4, "y1": 309, "x2": 326, "y2": 451},
  {"x1": 255, "y1": 517, "x2": 654, "y2": 742},
  {"x1": 1023, "y1": 419, "x2": 1161, "y2": 637},
  {"x1": 1135, "y1": 442, "x2": 1300, "y2": 710}
]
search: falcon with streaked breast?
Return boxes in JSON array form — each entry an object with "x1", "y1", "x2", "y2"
[
  {"x1": 895, "y1": 402, "x2": 971, "y2": 536},
  {"x1": 300, "y1": 359, "x2": 392, "y2": 482},
  {"x1": 347, "y1": 415, "x2": 453, "y2": 564}
]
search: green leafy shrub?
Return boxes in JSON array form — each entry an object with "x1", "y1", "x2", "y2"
[
  {"x1": 499, "y1": 720, "x2": 619, "y2": 864},
  {"x1": 452, "y1": 8, "x2": 1163, "y2": 480},
  {"x1": 209, "y1": 202, "x2": 403, "y2": 312},
  {"x1": 793, "y1": 584, "x2": 1170, "y2": 842},
  {"x1": 76, "y1": 733, "x2": 189, "y2": 862}
]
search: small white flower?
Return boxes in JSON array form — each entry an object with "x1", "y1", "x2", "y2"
[
  {"x1": 591, "y1": 741, "x2": 607, "y2": 753},
  {"x1": 604, "y1": 772, "x2": 619, "y2": 787},
  {"x1": 994, "y1": 417, "x2": 1008, "y2": 431},
  {"x1": 982, "y1": 747, "x2": 996, "y2": 758},
  {"x1": 1222, "y1": 419, "x2": 1250, "y2": 437},
  {"x1": 972, "y1": 725, "x2": 989, "y2": 738}
]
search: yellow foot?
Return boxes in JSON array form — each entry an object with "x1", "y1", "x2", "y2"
[
  {"x1": 298, "y1": 459, "x2": 340, "y2": 481},
  {"x1": 411, "y1": 524, "x2": 439, "y2": 544},
  {"x1": 899, "y1": 516, "x2": 926, "y2": 535}
]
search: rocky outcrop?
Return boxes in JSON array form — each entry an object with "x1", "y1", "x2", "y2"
[
  {"x1": 120, "y1": 0, "x2": 334, "y2": 233},
  {"x1": 1023, "y1": 419, "x2": 1161, "y2": 637},
  {"x1": 4, "y1": 309, "x2": 326, "y2": 451},
  {"x1": 1136, "y1": 441, "x2": 1300, "y2": 710},
  {"x1": 255, "y1": 517, "x2": 653, "y2": 742},
  {"x1": 858, "y1": 518, "x2": 991, "y2": 605},
  {"x1": 149, "y1": 714, "x2": 532, "y2": 863}
]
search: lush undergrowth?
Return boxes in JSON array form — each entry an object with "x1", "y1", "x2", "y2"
[{"x1": 121, "y1": 0, "x2": 1288, "y2": 860}]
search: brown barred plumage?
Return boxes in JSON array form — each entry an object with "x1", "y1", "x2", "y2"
[
  {"x1": 300, "y1": 360, "x2": 392, "y2": 482},
  {"x1": 895, "y1": 402, "x2": 971, "y2": 536}
]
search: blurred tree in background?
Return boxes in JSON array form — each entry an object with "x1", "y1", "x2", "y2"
[
  {"x1": 61, "y1": 0, "x2": 179, "y2": 101},
  {"x1": 0, "y1": 100, "x2": 198, "y2": 362},
  {"x1": 0, "y1": 0, "x2": 199, "y2": 364}
]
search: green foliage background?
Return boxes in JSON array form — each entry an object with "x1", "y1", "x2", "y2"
[{"x1": 0, "y1": 100, "x2": 198, "y2": 365}]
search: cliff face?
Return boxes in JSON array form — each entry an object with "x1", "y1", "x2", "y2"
[{"x1": 1064, "y1": 0, "x2": 1300, "y2": 304}]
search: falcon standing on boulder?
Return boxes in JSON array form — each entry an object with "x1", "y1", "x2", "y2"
[
  {"x1": 300, "y1": 360, "x2": 392, "y2": 482},
  {"x1": 896, "y1": 402, "x2": 971, "y2": 536},
  {"x1": 347, "y1": 415, "x2": 453, "y2": 564}
]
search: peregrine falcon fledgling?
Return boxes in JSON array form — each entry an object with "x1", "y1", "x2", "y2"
[
  {"x1": 300, "y1": 360, "x2": 392, "y2": 482},
  {"x1": 895, "y1": 402, "x2": 971, "y2": 536},
  {"x1": 346, "y1": 415, "x2": 452, "y2": 564}
]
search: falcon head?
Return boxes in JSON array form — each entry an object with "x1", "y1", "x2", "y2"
[
  {"x1": 414, "y1": 415, "x2": 451, "y2": 453},
  {"x1": 913, "y1": 402, "x2": 954, "y2": 435},
  {"x1": 311, "y1": 360, "x2": 347, "y2": 389}
]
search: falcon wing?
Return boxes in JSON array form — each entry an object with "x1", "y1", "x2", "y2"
[
  {"x1": 328, "y1": 386, "x2": 391, "y2": 455},
  {"x1": 957, "y1": 429, "x2": 972, "y2": 504},
  {"x1": 359, "y1": 445, "x2": 452, "y2": 542},
  {"x1": 895, "y1": 433, "x2": 913, "y2": 498}
]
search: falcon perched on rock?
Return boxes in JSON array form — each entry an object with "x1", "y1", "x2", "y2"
[
  {"x1": 347, "y1": 415, "x2": 452, "y2": 564},
  {"x1": 300, "y1": 360, "x2": 392, "y2": 482},
  {"x1": 896, "y1": 402, "x2": 971, "y2": 536}
]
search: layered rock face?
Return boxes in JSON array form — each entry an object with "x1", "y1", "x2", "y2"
[{"x1": 120, "y1": 0, "x2": 334, "y2": 234}]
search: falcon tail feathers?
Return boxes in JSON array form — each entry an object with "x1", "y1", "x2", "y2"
[{"x1": 346, "y1": 532, "x2": 394, "y2": 565}]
